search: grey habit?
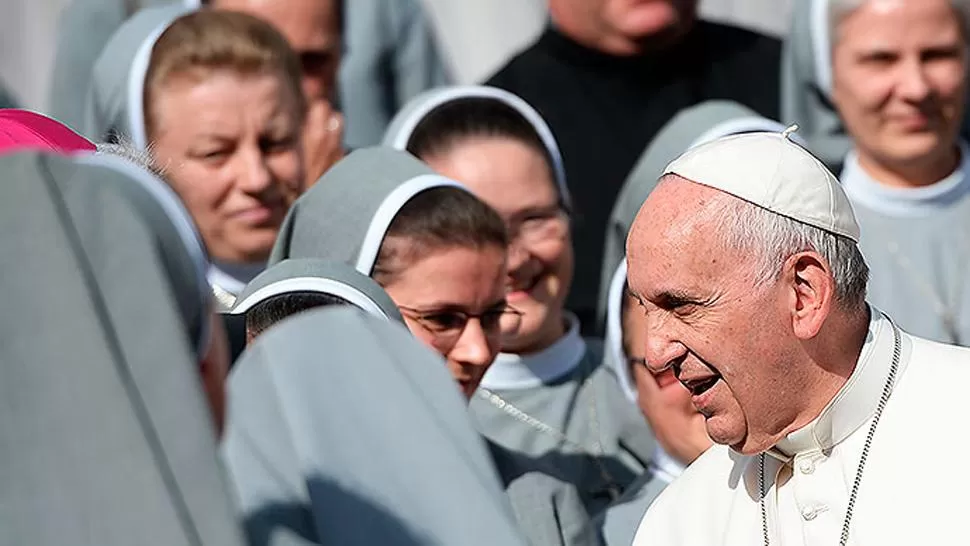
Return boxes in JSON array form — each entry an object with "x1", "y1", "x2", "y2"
[
  {"x1": 339, "y1": 0, "x2": 451, "y2": 148},
  {"x1": 48, "y1": 0, "x2": 189, "y2": 133},
  {"x1": 0, "y1": 151, "x2": 243, "y2": 545},
  {"x1": 230, "y1": 257, "x2": 405, "y2": 324},
  {"x1": 269, "y1": 146, "x2": 464, "y2": 269},
  {"x1": 595, "y1": 101, "x2": 798, "y2": 546},
  {"x1": 82, "y1": 3, "x2": 190, "y2": 146},
  {"x1": 383, "y1": 87, "x2": 654, "y2": 522},
  {"x1": 221, "y1": 307, "x2": 530, "y2": 546}
]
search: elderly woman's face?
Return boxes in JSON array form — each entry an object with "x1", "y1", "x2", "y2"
[
  {"x1": 832, "y1": 0, "x2": 967, "y2": 172},
  {"x1": 150, "y1": 70, "x2": 305, "y2": 263},
  {"x1": 424, "y1": 137, "x2": 573, "y2": 354},
  {"x1": 626, "y1": 179, "x2": 808, "y2": 455},
  {"x1": 381, "y1": 244, "x2": 509, "y2": 399}
]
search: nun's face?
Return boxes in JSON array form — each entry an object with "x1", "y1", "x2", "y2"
[
  {"x1": 424, "y1": 137, "x2": 573, "y2": 354},
  {"x1": 832, "y1": 0, "x2": 966, "y2": 183},
  {"x1": 149, "y1": 70, "x2": 305, "y2": 263},
  {"x1": 382, "y1": 244, "x2": 508, "y2": 399}
]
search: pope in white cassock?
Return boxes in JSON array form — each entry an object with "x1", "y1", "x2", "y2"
[{"x1": 628, "y1": 129, "x2": 970, "y2": 545}]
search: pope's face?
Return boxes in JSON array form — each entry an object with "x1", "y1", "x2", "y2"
[
  {"x1": 832, "y1": 0, "x2": 966, "y2": 176},
  {"x1": 626, "y1": 177, "x2": 808, "y2": 455}
]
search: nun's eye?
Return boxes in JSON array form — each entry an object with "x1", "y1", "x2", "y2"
[{"x1": 423, "y1": 313, "x2": 466, "y2": 332}]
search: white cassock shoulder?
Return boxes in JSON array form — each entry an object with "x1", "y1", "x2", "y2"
[{"x1": 632, "y1": 444, "x2": 760, "y2": 545}]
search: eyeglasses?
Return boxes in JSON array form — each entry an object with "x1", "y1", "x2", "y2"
[
  {"x1": 628, "y1": 357, "x2": 681, "y2": 388},
  {"x1": 505, "y1": 205, "x2": 569, "y2": 247},
  {"x1": 398, "y1": 304, "x2": 524, "y2": 351}
]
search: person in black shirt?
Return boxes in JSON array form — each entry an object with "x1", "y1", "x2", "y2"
[{"x1": 488, "y1": 0, "x2": 781, "y2": 332}]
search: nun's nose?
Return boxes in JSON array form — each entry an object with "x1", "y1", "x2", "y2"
[{"x1": 450, "y1": 319, "x2": 494, "y2": 369}]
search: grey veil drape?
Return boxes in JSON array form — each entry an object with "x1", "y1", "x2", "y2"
[
  {"x1": 83, "y1": 3, "x2": 190, "y2": 145},
  {"x1": 269, "y1": 146, "x2": 465, "y2": 269},
  {"x1": 231, "y1": 258, "x2": 405, "y2": 324},
  {"x1": 221, "y1": 307, "x2": 530, "y2": 546},
  {"x1": 0, "y1": 151, "x2": 243, "y2": 546}
]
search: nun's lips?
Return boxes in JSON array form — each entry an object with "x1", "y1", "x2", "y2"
[
  {"x1": 506, "y1": 275, "x2": 540, "y2": 302},
  {"x1": 232, "y1": 202, "x2": 284, "y2": 225}
]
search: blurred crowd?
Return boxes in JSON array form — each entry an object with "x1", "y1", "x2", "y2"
[{"x1": 2, "y1": 0, "x2": 970, "y2": 545}]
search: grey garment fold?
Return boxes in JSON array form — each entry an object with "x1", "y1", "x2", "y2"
[
  {"x1": 222, "y1": 307, "x2": 530, "y2": 546},
  {"x1": 231, "y1": 257, "x2": 404, "y2": 324},
  {"x1": 339, "y1": 0, "x2": 451, "y2": 148},
  {"x1": 269, "y1": 146, "x2": 461, "y2": 272},
  {"x1": 0, "y1": 151, "x2": 242, "y2": 546}
]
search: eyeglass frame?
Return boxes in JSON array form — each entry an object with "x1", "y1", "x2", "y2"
[{"x1": 397, "y1": 303, "x2": 525, "y2": 351}]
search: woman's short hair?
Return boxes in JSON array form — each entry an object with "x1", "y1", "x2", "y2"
[
  {"x1": 404, "y1": 98, "x2": 561, "y2": 202},
  {"x1": 245, "y1": 291, "x2": 350, "y2": 340},
  {"x1": 143, "y1": 10, "x2": 306, "y2": 140},
  {"x1": 372, "y1": 186, "x2": 509, "y2": 286}
]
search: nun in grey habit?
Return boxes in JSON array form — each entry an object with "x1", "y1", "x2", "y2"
[
  {"x1": 594, "y1": 101, "x2": 804, "y2": 546},
  {"x1": 269, "y1": 146, "x2": 598, "y2": 546},
  {"x1": 221, "y1": 307, "x2": 531, "y2": 546},
  {"x1": 383, "y1": 86, "x2": 655, "y2": 521},
  {"x1": 780, "y1": 0, "x2": 970, "y2": 172},
  {"x1": 83, "y1": 4, "x2": 298, "y2": 310},
  {"x1": 0, "y1": 150, "x2": 243, "y2": 546}
]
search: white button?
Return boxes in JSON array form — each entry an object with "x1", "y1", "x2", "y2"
[
  {"x1": 802, "y1": 507, "x2": 819, "y2": 521},
  {"x1": 799, "y1": 460, "x2": 815, "y2": 474}
]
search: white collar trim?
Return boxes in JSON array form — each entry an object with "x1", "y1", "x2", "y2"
[
  {"x1": 479, "y1": 313, "x2": 586, "y2": 390},
  {"x1": 772, "y1": 307, "x2": 907, "y2": 458},
  {"x1": 841, "y1": 143, "x2": 970, "y2": 217}
]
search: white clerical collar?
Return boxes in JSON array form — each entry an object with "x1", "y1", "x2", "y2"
[
  {"x1": 771, "y1": 308, "x2": 908, "y2": 459},
  {"x1": 478, "y1": 313, "x2": 587, "y2": 390},
  {"x1": 207, "y1": 261, "x2": 264, "y2": 297},
  {"x1": 841, "y1": 142, "x2": 970, "y2": 217},
  {"x1": 650, "y1": 445, "x2": 686, "y2": 485}
]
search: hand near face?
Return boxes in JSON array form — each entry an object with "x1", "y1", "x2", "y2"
[
  {"x1": 302, "y1": 98, "x2": 345, "y2": 192},
  {"x1": 632, "y1": 361, "x2": 711, "y2": 466}
]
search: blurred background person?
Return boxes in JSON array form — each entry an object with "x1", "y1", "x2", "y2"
[
  {"x1": 829, "y1": 0, "x2": 970, "y2": 344},
  {"x1": 87, "y1": 8, "x2": 307, "y2": 309},
  {"x1": 385, "y1": 86, "x2": 655, "y2": 520},
  {"x1": 486, "y1": 0, "x2": 783, "y2": 331}
]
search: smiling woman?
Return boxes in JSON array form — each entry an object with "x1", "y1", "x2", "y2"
[
  {"x1": 384, "y1": 86, "x2": 656, "y2": 525},
  {"x1": 827, "y1": 0, "x2": 970, "y2": 345},
  {"x1": 87, "y1": 7, "x2": 307, "y2": 308}
]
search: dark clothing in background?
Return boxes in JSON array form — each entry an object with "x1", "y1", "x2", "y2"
[{"x1": 488, "y1": 21, "x2": 781, "y2": 332}]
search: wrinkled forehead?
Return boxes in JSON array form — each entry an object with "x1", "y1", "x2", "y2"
[{"x1": 626, "y1": 177, "x2": 740, "y2": 290}]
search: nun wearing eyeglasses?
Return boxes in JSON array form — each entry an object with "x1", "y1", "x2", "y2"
[
  {"x1": 0, "y1": 150, "x2": 242, "y2": 545},
  {"x1": 383, "y1": 86, "x2": 655, "y2": 520},
  {"x1": 270, "y1": 147, "x2": 596, "y2": 545},
  {"x1": 595, "y1": 101, "x2": 801, "y2": 546}
]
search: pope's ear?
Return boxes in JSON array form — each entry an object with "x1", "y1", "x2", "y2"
[{"x1": 784, "y1": 251, "x2": 834, "y2": 340}]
